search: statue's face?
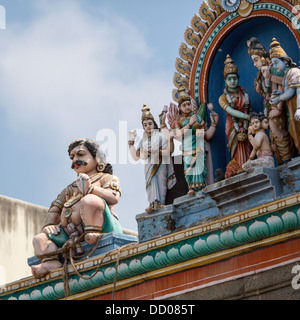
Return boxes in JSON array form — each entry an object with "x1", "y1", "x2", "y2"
[
  {"x1": 225, "y1": 73, "x2": 238, "y2": 90},
  {"x1": 250, "y1": 118, "x2": 262, "y2": 132},
  {"x1": 180, "y1": 100, "x2": 192, "y2": 115},
  {"x1": 142, "y1": 119, "x2": 155, "y2": 135},
  {"x1": 69, "y1": 145, "x2": 97, "y2": 175},
  {"x1": 272, "y1": 58, "x2": 286, "y2": 73},
  {"x1": 251, "y1": 54, "x2": 263, "y2": 70},
  {"x1": 261, "y1": 118, "x2": 269, "y2": 130}
]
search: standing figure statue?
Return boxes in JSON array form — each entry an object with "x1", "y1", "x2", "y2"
[
  {"x1": 269, "y1": 38, "x2": 300, "y2": 156},
  {"x1": 242, "y1": 112, "x2": 275, "y2": 172},
  {"x1": 247, "y1": 37, "x2": 294, "y2": 164},
  {"x1": 128, "y1": 105, "x2": 176, "y2": 213},
  {"x1": 218, "y1": 55, "x2": 252, "y2": 178},
  {"x1": 160, "y1": 86, "x2": 219, "y2": 196},
  {"x1": 31, "y1": 138, "x2": 122, "y2": 279}
]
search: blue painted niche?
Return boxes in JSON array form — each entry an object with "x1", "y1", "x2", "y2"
[{"x1": 205, "y1": 17, "x2": 299, "y2": 176}]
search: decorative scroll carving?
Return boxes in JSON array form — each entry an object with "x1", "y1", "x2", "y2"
[
  {"x1": 208, "y1": 0, "x2": 224, "y2": 16},
  {"x1": 173, "y1": 0, "x2": 224, "y2": 101},
  {"x1": 191, "y1": 13, "x2": 208, "y2": 38},
  {"x1": 199, "y1": 1, "x2": 217, "y2": 26},
  {"x1": 175, "y1": 57, "x2": 191, "y2": 78},
  {"x1": 173, "y1": 72, "x2": 189, "y2": 90},
  {"x1": 178, "y1": 42, "x2": 195, "y2": 63},
  {"x1": 184, "y1": 26, "x2": 201, "y2": 49}
]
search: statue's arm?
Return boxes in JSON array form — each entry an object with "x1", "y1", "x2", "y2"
[
  {"x1": 92, "y1": 187, "x2": 120, "y2": 205},
  {"x1": 248, "y1": 134, "x2": 261, "y2": 150},
  {"x1": 248, "y1": 148, "x2": 257, "y2": 161},
  {"x1": 205, "y1": 111, "x2": 219, "y2": 141},
  {"x1": 279, "y1": 87, "x2": 296, "y2": 102},
  {"x1": 42, "y1": 207, "x2": 61, "y2": 234},
  {"x1": 128, "y1": 144, "x2": 141, "y2": 161},
  {"x1": 219, "y1": 95, "x2": 250, "y2": 120},
  {"x1": 41, "y1": 189, "x2": 67, "y2": 232},
  {"x1": 223, "y1": 105, "x2": 249, "y2": 120},
  {"x1": 91, "y1": 176, "x2": 121, "y2": 206}
]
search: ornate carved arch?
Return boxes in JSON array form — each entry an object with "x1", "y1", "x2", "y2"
[{"x1": 173, "y1": 0, "x2": 300, "y2": 105}]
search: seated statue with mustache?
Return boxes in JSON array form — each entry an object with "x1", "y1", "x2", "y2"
[{"x1": 31, "y1": 138, "x2": 122, "y2": 279}]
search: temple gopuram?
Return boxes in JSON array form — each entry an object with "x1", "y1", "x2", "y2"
[{"x1": 1, "y1": 0, "x2": 300, "y2": 301}]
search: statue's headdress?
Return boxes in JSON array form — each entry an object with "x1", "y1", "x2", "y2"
[
  {"x1": 269, "y1": 38, "x2": 287, "y2": 59},
  {"x1": 224, "y1": 54, "x2": 238, "y2": 77},
  {"x1": 177, "y1": 86, "x2": 191, "y2": 106},
  {"x1": 247, "y1": 37, "x2": 269, "y2": 59},
  {"x1": 141, "y1": 105, "x2": 154, "y2": 122}
]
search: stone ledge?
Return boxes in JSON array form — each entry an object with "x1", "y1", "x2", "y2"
[
  {"x1": 136, "y1": 165, "x2": 288, "y2": 243},
  {"x1": 205, "y1": 166, "x2": 283, "y2": 216},
  {"x1": 136, "y1": 192, "x2": 219, "y2": 243},
  {"x1": 27, "y1": 233, "x2": 138, "y2": 267},
  {"x1": 280, "y1": 156, "x2": 300, "y2": 196},
  {"x1": 1, "y1": 193, "x2": 300, "y2": 300}
]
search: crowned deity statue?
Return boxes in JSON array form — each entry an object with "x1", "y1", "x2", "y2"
[
  {"x1": 128, "y1": 105, "x2": 176, "y2": 213},
  {"x1": 247, "y1": 37, "x2": 294, "y2": 164},
  {"x1": 31, "y1": 138, "x2": 122, "y2": 279},
  {"x1": 160, "y1": 86, "x2": 219, "y2": 196},
  {"x1": 218, "y1": 55, "x2": 252, "y2": 178},
  {"x1": 269, "y1": 38, "x2": 300, "y2": 156}
]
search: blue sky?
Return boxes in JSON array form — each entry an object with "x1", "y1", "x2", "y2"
[{"x1": 0, "y1": 0, "x2": 203, "y2": 231}]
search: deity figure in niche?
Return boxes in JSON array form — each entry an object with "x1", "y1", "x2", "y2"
[
  {"x1": 247, "y1": 37, "x2": 294, "y2": 164},
  {"x1": 218, "y1": 55, "x2": 252, "y2": 178},
  {"x1": 31, "y1": 138, "x2": 122, "y2": 279},
  {"x1": 242, "y1": 112, "x2": 275, "y2": 172},
  {"x1": 128, "y1": 105, "x2": 176, "y2": 213},
  {"x1": 160, "y1": 86, "x2": 219, "y2": 196},
  {"x1": 269, "y1": 38, "x2": 300, "y2": 156}
]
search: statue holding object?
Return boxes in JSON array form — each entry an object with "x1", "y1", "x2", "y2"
[
  {"x1": 31, "y1": 138, "x2": 122, "y2": 279},
  {"x1": 247, "y1": 37, "x2": 294, "y2": 164},
  {"x1": 269, "y1": 38, "x2": 300, "y2": 156},
  {"x1": 128, "y1": 106, "x2": 176, "y2": 213},
  {"x1": 160, "y1": 86, "x2": 219, "y2": 196},
  {"x1": 242, "y1": 112, "x2": 275, "y2": 172},
  {"x1": 218, "y1": 55, "x2": 252, "y2": 178}
]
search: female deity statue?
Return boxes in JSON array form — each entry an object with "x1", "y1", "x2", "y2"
[
  {"x1": 160, "y1": 87, "x2": 219, "y2": 196},
  {"x1": 128, "y1": 105, "x2": 176, "y2": 213},
  {"x1": 247, "y1": 37, "x2": 294, "y2": 164},
  {"x1": 269, "y1": 38, "x2": 300, "y2": 156},
  {"x1": 218, "y1": 55, "x2": 252, "y2": 178}
]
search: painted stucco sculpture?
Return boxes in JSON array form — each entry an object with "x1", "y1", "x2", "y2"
[
  {"x1": 242, "y1": 112, "x2": 275, "y2": 172},
  {"x1": 160, "y1": 86, "x2": 219, "y2": 196},
  {"x1": 269, "y1": 38, "x2": 300, "y2": 156},
  {"x1": 31, "y1": 138, "x2": 122, "y2": 279},
  {"x1": 247, "y1": 37, "x2": 294, "y2": 164},
  {"x1": 2, "y1": 0, "x2": 300, "y2": 302},
  {"x1": 128, "y1": 106, "x2": 176, "y2": 213},
  {"x1": 218, "y1": 54, "x2": 252, "y2": 178}
]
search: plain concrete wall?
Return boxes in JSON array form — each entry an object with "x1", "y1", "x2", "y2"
[
  {"x1": 0, "y1": 194, "x2": 138, "y2": 285},
  {"x1": 0, "y1": 195, "x2": 47, "y2": 284}
]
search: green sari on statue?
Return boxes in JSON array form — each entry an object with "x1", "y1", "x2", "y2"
[{"x1": 180, "y1": 114, "x2": 206, "y2": 192}]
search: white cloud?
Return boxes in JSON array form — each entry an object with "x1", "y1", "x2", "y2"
[
  {"x1": 0, "y1": 1, "x2": 175, "y2": 231},
  {"x1": 0, "y1": 1, "x2": 172, "y2": 138}
]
